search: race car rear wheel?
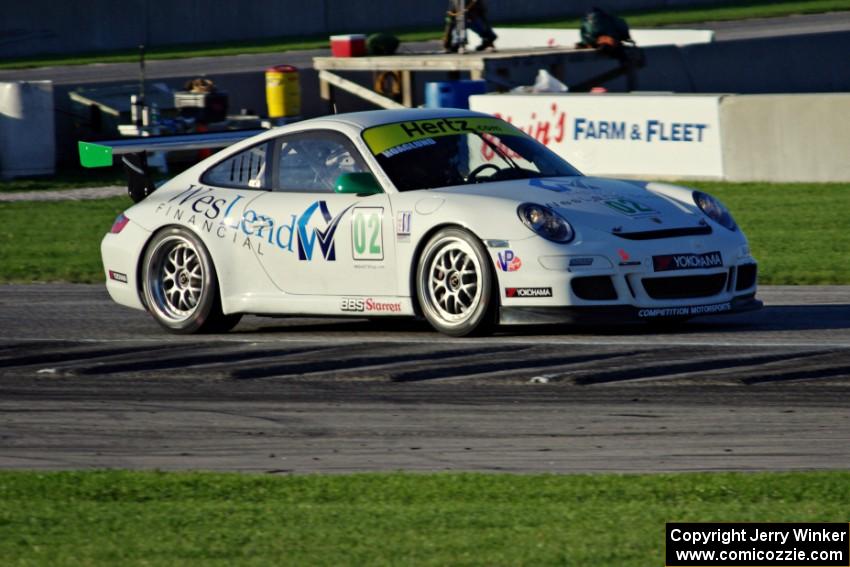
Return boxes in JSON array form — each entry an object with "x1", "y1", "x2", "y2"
[
  {"x1": 141, "y1": 227, "x2": 241, "y2": 334},
  {"x1": 416, "y1": 228, "x2": 496, "y2": 336}
]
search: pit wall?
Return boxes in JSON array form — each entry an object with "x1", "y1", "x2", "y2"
[
  {"x1": 720, "y1": 94, "x2": 850, "y2": 183},
  {"x1": 479, "y1": 27, "x2": 715, "y2": 48},
  {"x1": 469, "y1": 93, "x2": 850, "y2": 182},
  {"x1": 0, "y1": 81, "x2": 54, "y2": 178},
  {"x1": 0, "y1": 0, "x2": 739, "y2": 58}
]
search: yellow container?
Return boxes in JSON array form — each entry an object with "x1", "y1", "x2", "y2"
[{"x1": 266, "y1": 65, "x2": 301, "y2": 118}]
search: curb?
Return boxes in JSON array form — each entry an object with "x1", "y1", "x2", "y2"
[{"x1": 0, "y1": 186, "x2": 127, "y2": 202}]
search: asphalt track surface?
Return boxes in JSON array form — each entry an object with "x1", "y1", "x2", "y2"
[{"x1": 0, "y1": 284, "x2": 848, "y2": 473}]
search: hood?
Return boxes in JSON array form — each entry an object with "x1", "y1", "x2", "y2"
[{"x1": 436, "y1": 176, "x2": 705, "y2": 235}]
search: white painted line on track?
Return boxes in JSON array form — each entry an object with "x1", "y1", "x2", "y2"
[{"x1": 2, "y1": 335, "x2": 850, "y2": 349}]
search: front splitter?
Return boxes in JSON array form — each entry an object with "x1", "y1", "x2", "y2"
[{"x1": 499, "y1": 294, "x2": 763, "y2": 325}]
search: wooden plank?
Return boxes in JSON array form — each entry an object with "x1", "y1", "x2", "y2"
[
  {"x1": 313, "y1": 47, "x2": 593, "y2": 73},
  {"x1": 317, "y1": 70, "x2": 406, "y2": 110},
  {"x1": 319, "y1": 75, "x2": 335, "y2": 113},
  {"x1": 314, "y1": 56, "x2": 484, "y2": 73},
  {"x1": 313, "y1": 48, "x2": 612, "y2": 107},
  {"x1": 401, "y1": 70, "x2": 413, "y2": 108},
  {"x1": 313, "y1": 48, "x2": 606, "y2": 81}
]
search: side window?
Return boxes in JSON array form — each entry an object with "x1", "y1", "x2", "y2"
[
  {"x1": 275, "y1": 131, "x2": 369, "y2": 193},
  {"x1": 201, "y1": 142, "x2": 268, "y2": 189}
]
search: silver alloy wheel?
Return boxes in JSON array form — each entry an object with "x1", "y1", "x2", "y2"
[
  {"x1": 420, "y1": 236, "x2": 483, "y2": 327},
  {"x1": 146, "y1": 235, "x2": 205, "y2": 323}
]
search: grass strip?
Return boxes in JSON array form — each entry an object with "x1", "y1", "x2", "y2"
[
  {"x1": 686, "y1": 182, "x2": 850, "y2": 285},
  {"x1": 0, "y1": 164, "x2": 171, "y2": 193},
  {"x1": 0, "y1": 168, "x2": 126, "y2": 193},
  {"x1": 2, "y1": 0, "x2": 848, "y2": 70},
  {"x1": 0, "y1": 183, "x2": 848, "y2": 285},
  {"x1": 0, "y1": 470, "x2": 848, "y2": 566},
  {"x1": 514, "y1": 0, "x2": 850, "y2": 29},
  {"x1": 0, "y1": 197, "x2": 130, "y2": 283}
]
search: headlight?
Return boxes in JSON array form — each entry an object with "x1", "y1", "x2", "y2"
[
  {"x1": 517, "y1": 203, "x2": 575, "y2": 243},
  {"x1": 693, "y1": 191, "x2": 737, "y2": 231}
]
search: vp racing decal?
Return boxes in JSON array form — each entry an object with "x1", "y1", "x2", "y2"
[{"x1": 495, "y1": 250, "x2": 522, "y2": 272}]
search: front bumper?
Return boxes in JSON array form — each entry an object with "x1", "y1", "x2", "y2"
[{"x1": 500, "y1": 294, "x2": 762, "y2": 325}]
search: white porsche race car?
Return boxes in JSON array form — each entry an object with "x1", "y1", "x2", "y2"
[{"x1": 83, "y1": 108, "x2": 761, "y2": 336}]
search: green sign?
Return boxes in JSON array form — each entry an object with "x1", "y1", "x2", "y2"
[{"x1": 78, "y1": 142, "x2": 113, "y2": 168}]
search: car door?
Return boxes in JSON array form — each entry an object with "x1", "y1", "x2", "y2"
[
  {"x1": 186, "y1": 139, "x2": 270, "y2": 284},
  {"x1": 243, "y1": 129, "x2": 397, "y2": 296}
]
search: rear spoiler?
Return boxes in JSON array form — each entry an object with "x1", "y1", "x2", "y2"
[{"x1": 78, "y1": 130, "x2": 265, "y2": 203}]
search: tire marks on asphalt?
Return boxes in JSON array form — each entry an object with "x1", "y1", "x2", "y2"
[
  {"x1": 390, "y1": 350, "x2": 642, "y2": 383},
  {"x1": 572, "y1": 349, "x2": 829, "y2": 385},
  {"x1": 230, "y1": 344, "x2": 525, "y2": 381},
  {"x1": 2, "y1": 340, "x2": 848, "y2": 384},
  {"x1": 0, "y1": 342, "x2": 184, "y2": 369}
]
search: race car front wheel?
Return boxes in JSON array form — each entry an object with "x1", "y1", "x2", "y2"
[
  {"x1": 141, "y1": 227, "x2": 241, "y2": 334},
  {"x1": 416, "y1": 228, "x2": 497, "y2": 336}
]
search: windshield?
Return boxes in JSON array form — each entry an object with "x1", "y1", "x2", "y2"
[{"x1": 362, "y1": 117, "x2": 582, "y2": 192}]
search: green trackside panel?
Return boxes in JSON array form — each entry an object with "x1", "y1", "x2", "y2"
[{"x1": 78, "y1": 141, "x2": 113, "y2": 168}]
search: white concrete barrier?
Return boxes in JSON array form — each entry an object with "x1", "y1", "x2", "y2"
[
  {"x1": 470, "y1": 92, "x2": 850, "y2": 181},
  {"x1": 0, "y1": 81, "x2": 55, "y2": 179},
  {"x1": 720, "y1": 94, "x2": 850, "y2": 183},
  {"x1": 473, "y1": 27, "x2": 714, "y2": 49}
]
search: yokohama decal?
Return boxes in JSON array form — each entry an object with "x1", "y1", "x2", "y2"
[
  {"x1": 505, "y1": 287, "x2": 553, "y2": 298},
  {"x1": 653, "y1": 251, "x2": 722, "y2": 272}
]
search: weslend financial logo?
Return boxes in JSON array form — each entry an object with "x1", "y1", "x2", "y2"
[
  {"x1": 159, "y1": 185, "x2": 351, "y2": 262},
  {"x1": 297, "y1": 201, "x2": 353, "y2": 261}
]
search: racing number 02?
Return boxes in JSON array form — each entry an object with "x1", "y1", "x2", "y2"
[
  {"x1": 352, "y1": 207, "x2": 384, "y2": 260},
  {"x1": 604, "y1": 199, "x2": 657, "y2": 216}
]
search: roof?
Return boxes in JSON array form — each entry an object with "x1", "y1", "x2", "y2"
[
  {"x1": 298, "y1": 107, "x2": 494, "y2": 130},
  {"x1": 78, "y1": 107, "x2": 503, "y2": 168}
]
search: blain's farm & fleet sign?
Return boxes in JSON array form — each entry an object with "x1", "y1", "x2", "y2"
[{"x1": 470, "y1": 94, "x2": 724, "y2": 179}]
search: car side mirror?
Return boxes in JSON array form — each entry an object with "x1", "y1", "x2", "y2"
[{"x1": 334, "y1": 172, "x2": 383, "y2": 196}]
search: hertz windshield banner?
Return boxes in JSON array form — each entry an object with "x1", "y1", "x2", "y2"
[
  {"x1": 362, "y1": 117, "x2": 522, "y2": 155},
  {"x1": 666, "y1": 523, "x2": 850, "y2": 567}
]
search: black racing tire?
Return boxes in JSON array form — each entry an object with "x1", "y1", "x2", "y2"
[
  {"x1": 415, "y1": 228, "x2": 497, "y2": 337},
  {"x1": 141, "y1": 227, "x2": 242, "y2": 334}
]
